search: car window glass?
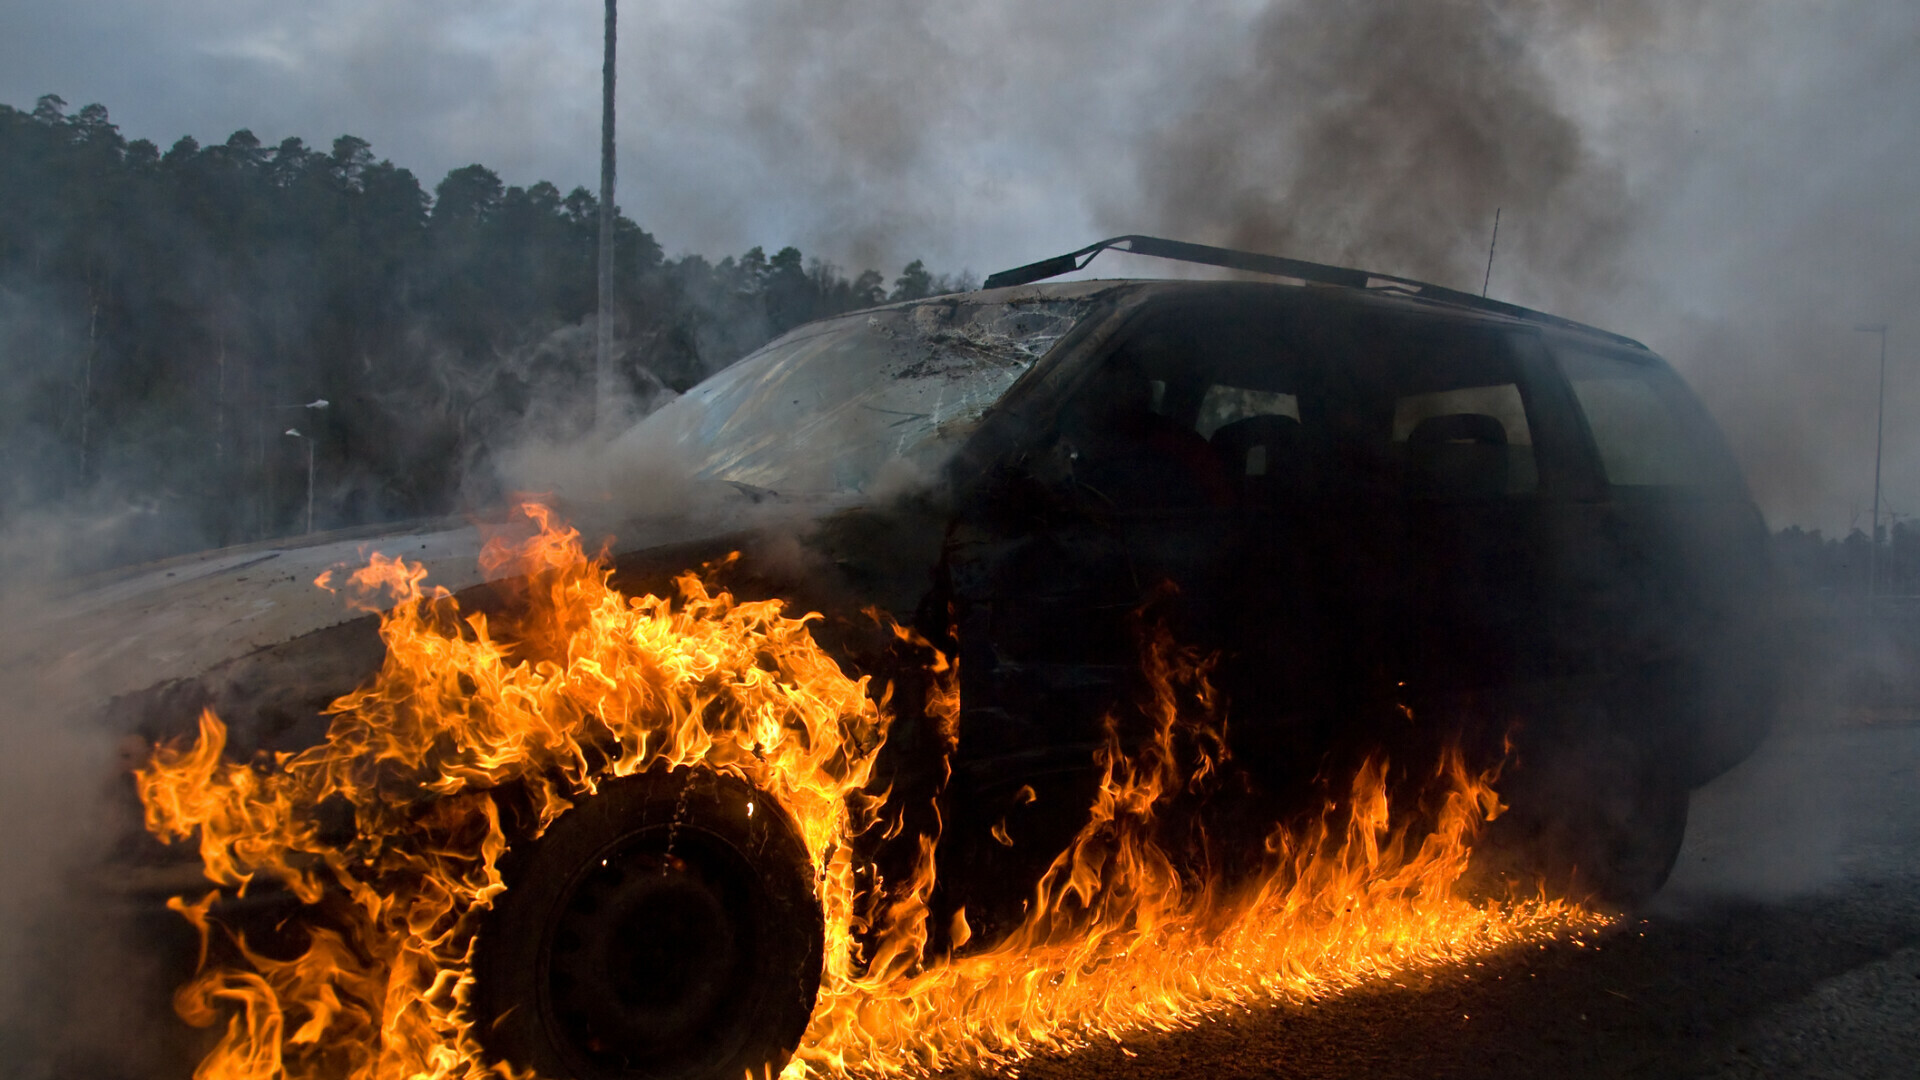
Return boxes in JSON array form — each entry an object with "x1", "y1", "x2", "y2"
[
  {"x1": 1055, "y1": 360, "x2": 1238, "y2": 510},
  {"x1": 1557, "y1": 347, "x2": 1738, "y2": 487},
  {"x1": 645, "y1": 297, "x2": 1093, "y2": 494},
  {"x1": 1393, "y1": 383, "x2": 1538, "y2": 495},
  {"x1": 1108, "y1": 304, "x2": 1546, "y2": 501},
  {"x1": 1196, "y1": 386, "x2": 1300, "y2": 439}
]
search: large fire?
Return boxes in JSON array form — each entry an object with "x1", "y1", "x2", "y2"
[{"x1": 137, "y1": 504, "x2": 1604, "y2": 1080}]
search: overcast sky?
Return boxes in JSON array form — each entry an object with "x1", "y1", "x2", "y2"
[{"x1": 4, "y1": 0, "x2": 1918, "y2": 531}]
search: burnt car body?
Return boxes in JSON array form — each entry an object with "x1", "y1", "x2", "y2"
[
  {"x1": 649, "y1": 252, "x2": 1771, "y2": 762},
  {"x1": 77, "y1": 238, "x2": 1780, "y2": 1080}
]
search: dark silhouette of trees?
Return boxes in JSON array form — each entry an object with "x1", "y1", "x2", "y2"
[
  {"x1": 0, "y1": 96, "x2": 968, "y2": 570},
  {"x1": 1774, "y1": 521, "x2": 1920, "y2": 608},
  {"x1": 891, "y1": 259, "x2": 934, "y2": 301}
]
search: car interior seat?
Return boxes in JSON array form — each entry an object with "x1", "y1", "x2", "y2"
[
  {"x1": 1403, "y1": 413, "x2": 1509, "y2": 499},
  {"x1": 1209, "y1": 413, "x2": 1303, "y2": 503}
]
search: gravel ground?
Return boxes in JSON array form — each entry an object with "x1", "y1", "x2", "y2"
[{"x1": 937, "y1": 723, "x2": 1920, "y2": 1080}]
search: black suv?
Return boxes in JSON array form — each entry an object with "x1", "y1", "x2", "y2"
[
  {"x1": 622, "y1": 233, "x2": 1777, "y2": 835},
  {"x1": 125, "y1": 237, "x2": 1782, "y2": 1080}
]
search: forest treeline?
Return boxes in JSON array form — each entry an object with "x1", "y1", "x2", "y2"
[
  {"x1": 0, "y1": 95, "x2": 967, "y2": 571},
  {"x1": 1774, "y1": 522, "x2": 1920, "y2": 609}
]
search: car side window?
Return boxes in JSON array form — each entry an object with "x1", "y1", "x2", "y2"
[
  {"x1": 1197, "y1": 386, "x2": 1301, "y2": 439},
  {"x1": 1556, "y1": 347, "x2": 1739, "y2": 487},
  {"x1": 1196, "y1": 385, "x2": 1301, "y2": 481},
  {"x1": 1053, "y1": 360, "x2": 1235, "y2": 510},
  {"x1": 1392, "y1": 383, "x2": 1538, "y2": 497}
]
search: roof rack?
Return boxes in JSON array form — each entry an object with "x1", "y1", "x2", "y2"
[{"x1": 982, "y1": 235, "x2": 1645, "y2": 349}]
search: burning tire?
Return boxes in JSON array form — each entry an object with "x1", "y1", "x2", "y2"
[{"x1": 472, "y1": 767, "x2": 824, "y2": 1080}]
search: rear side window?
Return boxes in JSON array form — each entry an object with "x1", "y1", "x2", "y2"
[
  {"x1": 1557, "y1": 346, "x2": 1739, "y2": 487},
  {"x1": 1392, "y1": 383, "x2": 1537, "y2": 495}
]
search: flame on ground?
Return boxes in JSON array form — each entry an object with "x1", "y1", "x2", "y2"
[{"x1": 137, "y1": 504, "x2": 1606, "y2": 1080}]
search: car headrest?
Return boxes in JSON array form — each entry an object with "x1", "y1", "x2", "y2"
[
  {"x1": 1407, "y1": 412, "x2": 1507, "y2": 447},
  {"x1": 1209, "y1": 414, "x2": 1301, "y2": 476},
  {"x1": 1404, "y1": 413, "x2": 1509, "y2": 498}
]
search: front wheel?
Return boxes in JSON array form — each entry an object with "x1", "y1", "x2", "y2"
[{"x1": 471, "y1": 767, "x2": 824, "y2": 1080}]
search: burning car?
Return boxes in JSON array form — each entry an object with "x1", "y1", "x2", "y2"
[{"x1": 115, "y1": 236, "x2": 1777, "y2": 1080}]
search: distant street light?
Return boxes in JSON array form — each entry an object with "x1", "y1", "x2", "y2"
[
  {"x1": 276, "y1": 399, "x2": 327, "y2": 536},
  {"x1": 283, "y1": 428, "x2": 315, "y2": 535},
  {"x1": 1854, "y1": 323, "x2": 1889, "y2": 615}
]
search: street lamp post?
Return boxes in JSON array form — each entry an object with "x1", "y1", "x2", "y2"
[
  {"x1": 596, "y1": 0, "x2": 617, "y2": 427},
  {"x1": 1855, "y1": 324, "x2": 1889, "y2": 615},
  {"x1": 284, "y1": 429, "x2": 315, "y2": 535},
  {"x1": 278, "y1": 399, "x2": 328, "y2": 537}
]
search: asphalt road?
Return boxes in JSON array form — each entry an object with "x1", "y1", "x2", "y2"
[{"x1": 947, "y1": 720, "x2": 1920, "y2": 1080}]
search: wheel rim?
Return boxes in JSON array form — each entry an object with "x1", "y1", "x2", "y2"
[{"x1": 542, "y1": 828, "x2": 761, "y2": 1077}]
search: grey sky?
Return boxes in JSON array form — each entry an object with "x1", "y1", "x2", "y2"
[{"x1": 3, "y1": 0, "x2": 1918, "y2": 530}]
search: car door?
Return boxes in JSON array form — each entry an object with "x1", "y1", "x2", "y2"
[
  {"x1": 1215, "y1": 314, "x2": 1580, "y2": 790},
  {"x1": 936, "y1": 305, "x2": 1245, "y2": 924}
]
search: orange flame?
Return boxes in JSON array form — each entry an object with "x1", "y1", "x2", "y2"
[{"x1": 137, "y1": 503, "x2": 1604, "y2": 1080}]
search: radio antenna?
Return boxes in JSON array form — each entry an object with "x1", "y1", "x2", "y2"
[{"x1": 1481, "y1": 207, "x2": 1501, "y2": 297}]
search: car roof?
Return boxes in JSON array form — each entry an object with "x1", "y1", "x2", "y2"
[
  {"x1": 863, "y1": 276, "x2": 1650, "y2": 356},
  {"x1": 977, "y1": 235, "x2": 1654, "y2": 352}
]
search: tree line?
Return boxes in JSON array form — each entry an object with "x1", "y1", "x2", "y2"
[
  {"x1": 0, "y1": 95, "x2": 967, "y2": 571},
  {"x1": 1774, "y1": 522, "x2": 1920, "y2": 610}
]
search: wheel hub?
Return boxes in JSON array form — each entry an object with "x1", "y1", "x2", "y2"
[{"x1": 543, "y1": 832, "x2": 757, "y2": 1075}]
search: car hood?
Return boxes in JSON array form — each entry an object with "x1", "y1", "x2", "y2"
[{"x1": 1, "y1": 488, "x2": 858, "y2": 717}]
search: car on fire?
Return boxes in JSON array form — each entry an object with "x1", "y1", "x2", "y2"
[{"x1": 85, "y1": 236, "x2": 1780, "y2": 1080}]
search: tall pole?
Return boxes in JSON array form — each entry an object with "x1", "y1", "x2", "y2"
[
  {"x1": 284, "y1": 428, "x2": 316, "y2": 536},
  {"x1": 305, "y1": 437, "x2": 316, "y2": 536},
  {"x1": 1856, "y1": 323, "x2": 1889, "y2": 615},
  {"x1": 280, "y1": 401, "x2": 326, "y2": 539},
  {"x1": 596, "y1": 0, "x2": 617, "y2": 428}
]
